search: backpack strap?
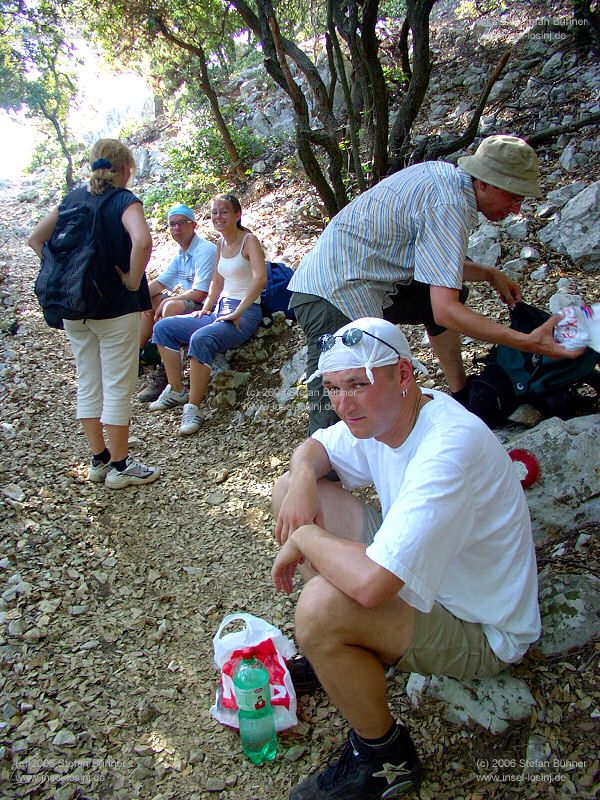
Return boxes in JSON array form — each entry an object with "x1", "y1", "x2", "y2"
[{"x1": 89, "y1": 187, "x2": 128, "y2": 233}]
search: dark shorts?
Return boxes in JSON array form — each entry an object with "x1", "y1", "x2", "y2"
[
  {"x1": 383, "y1": 280, "x2": 469, "y2": 337},
  {"x1": 290, "y1": 292, "x2": 351, "y2": 434},
  {"x1": 157, "y1": 292, "x2": 203, "y2": 313}
]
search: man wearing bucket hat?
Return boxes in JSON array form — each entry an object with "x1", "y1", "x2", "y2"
[
  {"x1": 288, "y1": 134, "x2": 580, "y2": 433},
  {"x1": 272, "y1": 317, "x2": 540, "y2": 800},
  {"x1": 137, "y1": 203, "x2": 217, "y2": 402}
]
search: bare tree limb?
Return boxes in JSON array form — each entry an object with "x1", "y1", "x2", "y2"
[
  {"x1": 408, "y1": 47, "x2": 512, "y2": 164},
  {"x1": 525, "y1": 112, "x2": 600, "y2": 146}
]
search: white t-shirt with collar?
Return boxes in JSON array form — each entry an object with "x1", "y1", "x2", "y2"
[{"x1": 312, "y1": 389, "x2": 541, "y2": 664}]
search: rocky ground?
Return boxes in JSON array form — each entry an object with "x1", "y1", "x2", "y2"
[{"x1": 1, "y1": 2, "x2": 600, "y2": 799}]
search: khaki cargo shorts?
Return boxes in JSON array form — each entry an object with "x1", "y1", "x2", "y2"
[{"x1": 362, "y1": 503, "x2": 508, "y2": 681}]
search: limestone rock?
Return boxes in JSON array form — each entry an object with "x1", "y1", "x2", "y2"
[
  {"x1": 406, "y1": 672, "x2": 535, "y2": 734},
  {"x1": 538, "y1": 181, "x2": 600, "y2": 270},
  {"x1": 537, "y1": 570, "x2": 600, "y2": 656},
  {"x1": 467, "y1": 225, "x2": 501, "y2": 265},
  {"x1": 546, "y1": 181, "x2": 586, "y2": 207},
  {"x1": 277, "y1": 345, "x2": 307, "y2": 405},
  {"x1": 503, "y1": 216, "x2": 528, "y2": 240},
  {"x1": 505, "y1": 415, "x2": 600, "y2": 542}
]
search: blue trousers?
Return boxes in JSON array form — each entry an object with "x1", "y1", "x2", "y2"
[{"x1": 152, "y1": 297, "x2": 262, "y2": 366}]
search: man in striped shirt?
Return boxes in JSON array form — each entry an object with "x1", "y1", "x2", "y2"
[{"x1": 289, "y1": 135, "x2": 576, "y2": 433}]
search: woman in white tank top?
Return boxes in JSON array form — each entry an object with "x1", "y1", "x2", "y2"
[{"x1": 150, "y1": 193, "x2": 267, "y2": 436}]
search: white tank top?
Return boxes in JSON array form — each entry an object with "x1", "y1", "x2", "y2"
[{"x1": 217, "y1": 233, "x2": 260, "y2": 303}]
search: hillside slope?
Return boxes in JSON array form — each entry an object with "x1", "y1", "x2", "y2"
[{"x1": 1, "y1": 2, "x2": 599, "y2": 799}]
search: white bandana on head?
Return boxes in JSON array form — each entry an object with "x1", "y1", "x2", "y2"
[{"x1": 308, "y1": 317, "x2": 427, "y2": 384}]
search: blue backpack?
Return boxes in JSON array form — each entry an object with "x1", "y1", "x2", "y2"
[{"x1": 261, "y1": 261, "x2": 296, "y2": 321}]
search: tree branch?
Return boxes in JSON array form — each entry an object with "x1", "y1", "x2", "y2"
[
  {"x1": 410, "y1": 46, "x2": 511, "y2": 164},
  {"x1": 525, "y1": 112, "x2": 600, "y2": 146}
]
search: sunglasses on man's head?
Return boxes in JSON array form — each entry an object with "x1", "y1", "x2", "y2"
[{"x1": 317, "y1": 328, "x2": 402, "y2": 357}]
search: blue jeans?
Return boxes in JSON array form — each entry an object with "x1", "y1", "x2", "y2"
[{"x1": 152, "y1": 297, "x2": 262, "y2": 366}]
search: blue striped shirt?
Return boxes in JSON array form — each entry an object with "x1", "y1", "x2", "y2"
[
  {"x1": 157, "y1": 234, "x2": 217, "y2": 293},
  {"x1": 288, "y1": 163, "x2": 478, "y2": 320}
]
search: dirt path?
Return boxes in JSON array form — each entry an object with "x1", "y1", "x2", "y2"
[
  {"x1": 0, "y1": 178, "x2": 313, "y2": 799},
  {"x1": 1, "y1": 172, "x2": 598, "y2": 800}
]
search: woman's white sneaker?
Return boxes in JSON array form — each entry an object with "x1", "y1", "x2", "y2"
[
  {"x1": 88, "y1": 459, "x2": 109, "y2": 482},
  {"x1": 179, "y1": 403, "x2": 202, "y2": 436},
  {"x1": 105, "y1": 458, "x2": 161, "y2": 489},
  {"x1": 149, "y1": 384, "x2": 189, "y2": 411}
]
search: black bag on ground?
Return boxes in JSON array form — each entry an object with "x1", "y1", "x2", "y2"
[
  {"x1": 467, "y1": 302, "x2": 600, "y2": 427},
  {"x1": 34, "y1": 189, "x2": 125, "y2": 329}
]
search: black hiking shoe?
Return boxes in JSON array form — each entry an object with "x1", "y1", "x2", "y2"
[
  {"x1": 289, "y1": 727, "x2": 422, "y2": 800},
  {"x1": 287, "y1": 655, "x2": 321, "y2": 694}
]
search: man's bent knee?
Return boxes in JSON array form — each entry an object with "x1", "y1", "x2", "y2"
[
  {"x1": 295, "y1": 576, "x2": 348, "y2": 651},
  {"x1": 162, "y1": 300, "x2": 186, "y2": 317}
]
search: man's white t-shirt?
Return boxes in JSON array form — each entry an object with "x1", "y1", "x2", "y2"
[{"x1": 312, "y1": 390, "x2": 541, "y2": 664}]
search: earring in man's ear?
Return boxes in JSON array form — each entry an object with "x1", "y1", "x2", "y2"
[{"x1": 401, "y1": 388, "x2": 408, "y2": 398}]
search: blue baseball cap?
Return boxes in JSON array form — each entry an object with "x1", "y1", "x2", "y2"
[{"x1": 167, "y1": 204, "x2": 195, "y2": 221}]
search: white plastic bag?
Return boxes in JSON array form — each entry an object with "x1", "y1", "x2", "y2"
[{"x1": 210, "y1": 612, "x2": 298, "y2": 732}]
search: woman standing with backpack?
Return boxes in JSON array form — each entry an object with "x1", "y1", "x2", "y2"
[{"x1": 28, "y1": 139, "x2": 160, "y2": 488}]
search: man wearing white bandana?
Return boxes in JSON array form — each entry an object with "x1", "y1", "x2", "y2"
[{"x1": 272, "y1": 318, "x2": 540, "y2": 800}]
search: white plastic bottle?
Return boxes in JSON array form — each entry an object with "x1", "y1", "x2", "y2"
[{"x1": 553, "y1": 304, "x2": 599, "y2": 352}]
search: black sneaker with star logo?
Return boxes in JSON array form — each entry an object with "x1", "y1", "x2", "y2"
[{"x1": 289, "y1": 725, "x2": 422, "y2": 799}]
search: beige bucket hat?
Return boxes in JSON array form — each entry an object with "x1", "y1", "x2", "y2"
[{"x1": 458, "y1": 135, "x2": 542, "y2": 198}]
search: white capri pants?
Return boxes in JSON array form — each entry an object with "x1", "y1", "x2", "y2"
[{"x1": 64, "y1": 312, "x2": 141, "y2": 426}]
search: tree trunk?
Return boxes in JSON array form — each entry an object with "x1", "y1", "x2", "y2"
[
  {"x1": 155, "y1": 18, "x2": 246, "y2": 180},
  {"x1": 388, "y1": 0, "x2": 436, "y2": 174},
  {"x1": 41, "y1": 102, "x2": 73, "y2": 190},
  {"x1": 327, "y1": 0, "x2": 366, "y2": 190},
  {"x1": 361, "y1": 0, "x2": 388, "y2": 181},
  {"x1": 231, "y1": 0, "x2": 349, "y2": 214},
  {"x1": 573, "y1": 0, "x2": 600, "y2": 51},
  {"x1": 409, "y1": 48, "x2": 511, "y2": 163}
]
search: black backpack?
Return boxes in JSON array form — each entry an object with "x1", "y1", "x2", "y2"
[
  {"x1": 467, "y1": 302, "x2": 600, "y2": 427},
  {"x1": 260, "y1": 261, "x2": 296, "y2": 321},
  {"x1": 34, "y1": 189, "x2": 125, "y2": 329}
]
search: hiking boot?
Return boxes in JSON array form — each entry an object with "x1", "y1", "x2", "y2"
[
  {"x1": 149, "y1": 384, "x2": 189, "y2": 411},
  {"x1": 105, "y1": 457, "x2": 160, "y2": 489},
  {"x1": 287, "y1": 655, "x2": 321, "y2": 694},
  {"x1": 137, "y1": 366, "x2": 168, "y2": 403},
  {"x1": 289, "y1": 727, "x2": 422, "y2": 800},
  {"x1": 88, "y1": 459, "x2": 109, "y2": 483},
  {"x1": 179, "y1": 403, "x2": 202, "y2": 436}
]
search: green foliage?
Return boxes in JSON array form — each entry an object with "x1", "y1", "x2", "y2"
[
  {"x1": 0, "y1": 0, "x2": 79, "y2": 187},
  {"x1": 142, "y1": 115, "x2": 266, "y2": 219},
  {"x1": 382, "y1": 63, "x2": 408, "y2": 89},
  {"x1": 379, "y1": 0, "x2": 407, "y2": 20},
  {"x1": 26, "y1": 135, "x2": 63, "y2": 172},
  {"x1": 455, "y1": 0, "x2": 506, "y2": 19}
]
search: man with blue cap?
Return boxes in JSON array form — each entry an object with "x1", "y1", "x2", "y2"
[
  {"x1": 138, "y1": 203, "x2": 217, "y2": 402},
  {"x1": 272, "y1": 317, "x2": 540, "y2": 800}
]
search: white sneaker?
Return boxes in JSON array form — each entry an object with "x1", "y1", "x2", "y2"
[
  {"x1": 105, "y1": 457, "x2": 161, "y2": 489},
  {"x1": 179, "y1": 403, "x2": 202, "y2": 436},
  {"x1": 148, "y1": 384, "x2": 189, "y2": 411},
  {"x1": 88, "y1": 459, "x2": 109, "y2": 483}
]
